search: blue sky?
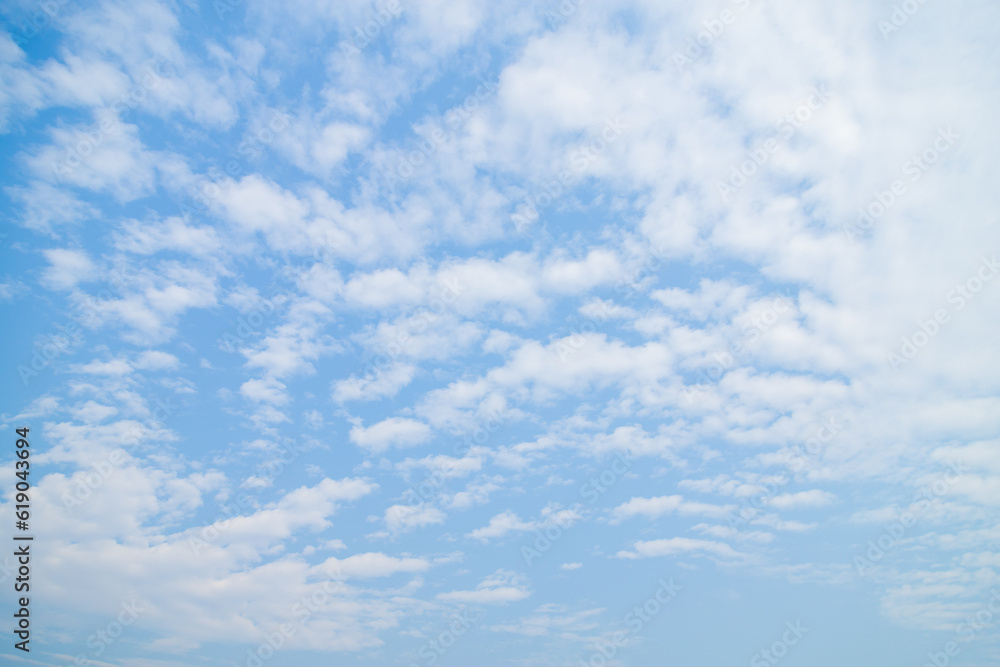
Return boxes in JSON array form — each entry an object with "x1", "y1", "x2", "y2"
[{"x1": 1, "y1": 0, "x2": 1000, "y2": 665}]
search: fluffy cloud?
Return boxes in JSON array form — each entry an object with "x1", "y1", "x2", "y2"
[
  {"x1": 349, "y1": 417, "x2": 433, "y2": 453},
  {"x1": 436, "y1": 570, "x2": 531, "y2": 605}
]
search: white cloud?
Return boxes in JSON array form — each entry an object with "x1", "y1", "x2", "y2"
[
  {"x1": 651, "y1": 280, "x2": 754, "y2": 321},
  {"x1": 396, "y1": 451, "x2": 484, "y2": 479},
  {"x1": 13, "y1": 395, "x2": 61, "y2": 420},
  {"x1": 74, "y1": 358, "x2": 133, "y2": 375},
  {"x1": 241, "y1": 314, "x2": 339, "y2": 380},
  {"x1": 616, "y1": 537, "x2": 746, "y2": 560},
  {"x1": 445, "y1": 477, "x2": 502, "y2": 510},
  {"x1": 5, "y1": 181, "x2": 97, "y2": 235},
  {"x1": 542, "y1": 248, "x2": 624, "y2": 294},
  {"x1": 611, "y1": 495, "x2": 736, "y2": 522},
  {"x1": 205, "y1": 477, "x2": 376, "y2": 549},
  {"x1": 26, "y1": 110, "x2": 159, "y2": 201},
  {"x1": 436, "y1": 570, "x2": 531, "y2": 605},
  {"x1": 468, "y1": 504, "x2": 581, "y2": 542},
  {"x1": 240, "y1": 377, "x2": 289, "y2": 405},
  {"x1": 343, "y1": 267, "x2": 425, "y2": 308},
  {"x1": 83, "y1": 262, "x2": 219, "y2": 344},
  {"x1": 768, "y1": 490, "x2": 836, "y2": 510},
  {"x1": 333, "y1": 363, "x2": 417, "y2": 402},
  {"x1": 214, "y1": 175, "x2": 310, "y2": 242},
  {"x1": 319, "y1": 552, "x2": 430, "y2": 579},
  {"x1": 382, "y1": 504, "x2": 446, "y2": 533},
  {"x1": 134, "y1": 350, "x2": 180, "y2": 370},
  {"x1": 42, "y1": 248, "x2": 96, "y2": 290},
  {"x1": 349, "y1": 417, "x2": 432, "y2": 453},
  {"x1": 70, "y1": 400, "x2": 119, "y2": 423},
  {"x1": 296, "y1": 263, "x2": 344, "y2": 303},
  {"x1": 114, "y1": 216, "x2": 222, "y2": 256},
  {"x1": 489, "y1": 604, "x2": 604, "y2": 638},
  {"x1": 275, "y1": 116, "x2": 370, "y2": 174},
  {"x1": 467, "y1": 511, "x2": 534, "y2": 541}
]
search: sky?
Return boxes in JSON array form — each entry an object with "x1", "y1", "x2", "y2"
[{"x1": 1, "y1": 0, "x2": 999, "y2": 665}]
